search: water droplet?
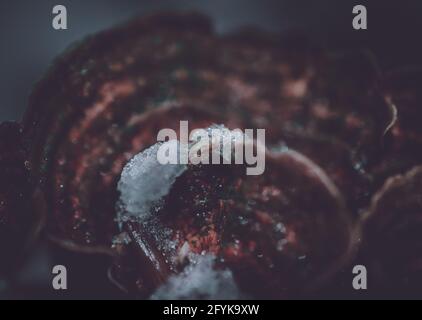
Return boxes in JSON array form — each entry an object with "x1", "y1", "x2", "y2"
[{"x1": 24, "y1": 160, "x2": 31, "y2": 170}]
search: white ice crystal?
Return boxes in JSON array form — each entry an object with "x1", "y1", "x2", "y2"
[
  {"x1": 150, "y1": 254, "x2": 242, "y2": 300},
  {"x1": 117, "y1": 141, "x2": 187, "y2": 223}
]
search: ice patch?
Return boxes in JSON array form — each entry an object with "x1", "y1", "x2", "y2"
[
  {"x1": 117, "y1": 141, "x2": 187, "y2": 223},
  {"x1": 150, "y1": 254, "x2": 242, "y2": 300}
]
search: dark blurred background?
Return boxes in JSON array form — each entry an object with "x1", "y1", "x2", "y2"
[
  {"x1": 1, "y1": 0, "x2": 422, "y2": 299},
  {"x1": 1, "y1": 0, "x2": 422, "y2": 121}
]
